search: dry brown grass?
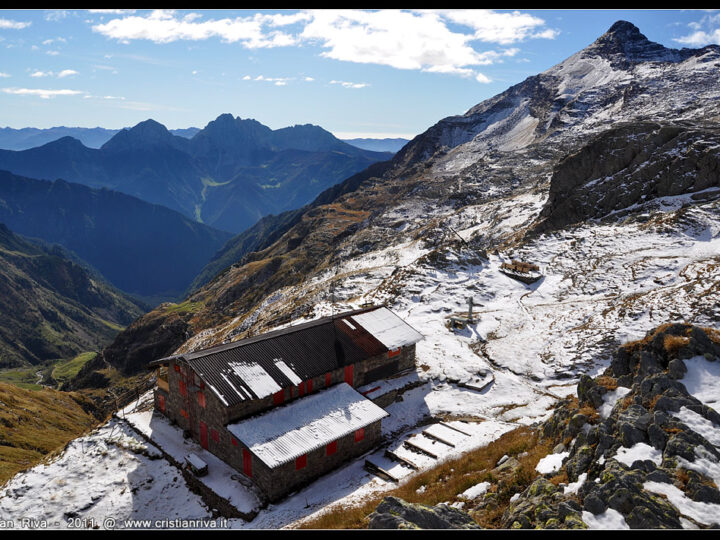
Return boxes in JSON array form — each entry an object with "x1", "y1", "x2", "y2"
[
  {"x1": 298, "y1": 426, "x2": 553, "y2": 529},
  {"x1": 648, "y1": 394, "x2": 663, "y2": 410},
  {"x1": 595, "y1": 376, "x2": 618, "y2": 391},
  {"x1": 549, "y1": 469, "x2": 569, "y2": 486},
  {"x1": 676, "y1": 469, "x2": 690, "y2": 490},
  {"x1": 0, "y1": 382, "x2": 100, "y2": 486},
  {"x1": 663, "y1": 334, "x2": 690, "y2": 356},
  {"x1": 620, "y1": 396, "x2": 634, "y2": 411},
  {"x1": 702, "y1": 327, "x2": 720, "y2": 345}
]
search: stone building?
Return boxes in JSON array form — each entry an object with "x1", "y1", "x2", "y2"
[{"x1": 149, "y1": 306, "x2": 423, "y2": 501}]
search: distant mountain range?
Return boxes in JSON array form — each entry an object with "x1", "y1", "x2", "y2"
[
  {"x1": 0, "y1": 170, "x2": 232, "y2": 300},
  {"x1": 0, "y1": 115, "x2": 392, "y2": 233},
  {"x1": 0, "y1": 126, "x2": 200, "y2": 150},
  {"x1": 0, "y1": 223, "x2": 145, "y2": 368},
  {"x1": 0, "y1": 125, "x2": 409, "y2": 154},
  {"x1": 340, "y1": 137, "x2": 410, "y2": 153}
]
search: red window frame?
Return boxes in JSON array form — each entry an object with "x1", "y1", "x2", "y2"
[
  {"x1": 307, "y1": 379, "x2": 313, "y2": 393},
  {"x1": 231, "y1": 437, "x2": 239, "y2": 447},
  {"x1": 326, "y1": 441, "x2": 337, "y2": 456},
  {"x1": 344, "y1": 365, "x2": 354, "y2": 386},
  {"x1": 210, "y1": 428, "x2": 219, "y2": 443},
  {"x1": 388, "y1": 347, "x2": 401, "y2": 358},
  {"x1": 296, "y1": 454, "x2": 307, "y2": 470},
  {"x1": 298, "y1": 381, "x2": 306, "y2": 397},
  {"x1": 243, "y1": 448, "x2": 253, "y2": 477},
  {"x1": 325, "y1": 372, "x2": 331, "y2": 387},
  {"x1": 273, "y1": 390, "x2": 285, "y2": 405},
  {"x1": 355, "y1": 428, "x2": 365, "y2": 443},
  {"x1": 178, "y1": 379, "x2": 187, "y2": 397},
  {"x1": 157, "y1": 394, "x2": 166, "y2": 412},
  {"x1": 197, "y1": 391, "x2": 206, "y2": 408}
]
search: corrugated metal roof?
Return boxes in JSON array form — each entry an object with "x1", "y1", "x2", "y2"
[
  {"x1": 350, "y1": 307, "x2": 424, "y2": 350},
  {"x1": 227, "y1": 383, "x2": 389, "y2": 469},
  {"x1": 177, "y1": 307, "x2": 423, "y2": 407}
]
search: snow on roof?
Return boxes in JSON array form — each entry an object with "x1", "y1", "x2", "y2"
[
  {"x1": 186, "y1": 453, "x2": 207, "y2": 470},
  {"x1": 228, "y1": 361, "x2": 281, "y2": 400},
  {"x1": 350, "y1": 307, "x2": 424, "y2": 350},
  {"x1": 273, "y1": 359, "x2": 302, "y2": 385},
  {"x1": 227, "y1": 383, "x2": 389, "y2": 469}
]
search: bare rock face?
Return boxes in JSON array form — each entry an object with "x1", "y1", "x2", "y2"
[{"x1": 534, "y1": 122, "x2": 720, "y2": 232}]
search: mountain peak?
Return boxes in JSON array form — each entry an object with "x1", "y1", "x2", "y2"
[
  {"x1": 606, "y1": 20, "x2": 642, "y2": 38},
  {"x1": 585, "y1": 20, "x2": 688, "y2": 66},
  {"x1": 101, "y1": 118, "x2": 180, "y2": 152}
]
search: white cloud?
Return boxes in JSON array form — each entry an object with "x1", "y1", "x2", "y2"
[
  {"x1": 84, "y1": 94, "x2": 126, "y2": 100},
  {"x1": 330, "y1": 79, "x2": 369, "y2": 89},
  {"x1": 0, "y1": 72, "x2": 10, "y2": 78},
  {"x1": 44, "y1": 11, "x2": 69, "y2": 22},
  {"x1": 29, "y1": 69, "x2": 78, "y2": 78},
  {"x1": 88, "y1": 9, "x2": 136, "y2": 15},
  {"x1": 88, "y1": 9, "x2": 556, "y2": 84},
  {"x1": 300, "y1": 10, "x2": 551, "y2": 83},
  {"x1": 674, "y1": 13, "x2": 720, "y2": 46},
  {"x1": 2, "y1": 87, "x2": 84, "y2": 99},
  {"x1": 0, "y1": 18, "x2": 31, "y2": 29},
  {"x1": 42, "y1": 37, "x2": 67, "y2": 46},
  {"x1": 246, "y1": 74, "x2": 294, "y2": 86},
  {"x1": 439, "y1": 9, "x2": 556, "y2": 44},
  {"x1": 46, "y1": 50, "x2": 60, "y2": 56},
  {"x1": 92, "y1": 9, "x2": 300, "y2": 48}
]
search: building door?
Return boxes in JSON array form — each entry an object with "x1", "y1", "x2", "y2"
[{"x1": 199, "y1": 421, "x2": 208, "y2": 450}]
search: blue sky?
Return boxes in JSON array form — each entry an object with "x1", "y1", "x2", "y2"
[{"x1": 1, "y1": 9, "x2": 718, "y2": 139}]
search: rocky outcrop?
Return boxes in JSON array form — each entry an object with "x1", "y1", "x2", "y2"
[
  {"x1": 368, "y1": 497, "x2": 481, "y2": 529},
  {"x1": 509, "y1": 324, "x2": 720, "y2": 529},
  {"x1": 534, "y1": 122, "x2": 720, "y2": 232}
]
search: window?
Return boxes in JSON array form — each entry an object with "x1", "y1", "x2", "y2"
[
  {"x1": 388, "y1": 347, "x2": 401, "y2": 358},
  {"x1": 178, "y1": 380, "x2": 187, "y2": 397},
  {"x1": 211, "y1": 429, "x2": 219, "y2": 443},
  {"x1": 344, "y1": 365, "x2": 354, "y2": 386},
  {"x1": 273, "y1": 390, "x2": 284, "y2": 406},
  {"x1": 180, "y1": 409, "x2": 188, "y2": 419},
  {"x1": 326, "y1": 441, "x2": 337, "y2": 456},
  {"x1": 295, "y1": 454, "x2": 307, "y2": 470},
  {"x1": 243, "y1": 448, "x2": 252, "y2": 477},
  {"x1": 298, "y1": 381, "x2": 306, "y2": 397},
  {"x1": 354, "y1": 428, "x2": 365, "y2": 443},
  {"x1": 325, "y1": 372, "x2": 331, "y2": 387},
  {"x1": 157, "y1": 394, "x2": 166, "y2": 412},
  {"x1": 197, "y1": 391, "x2": 206, "y2": 408},
  {"x1": 307, "y1": 379, "x2": 313, "y2": 393},
  {"x1": 231, "y1": 437, "x2": 239, "y2": 447},
  {"x1": 174, "y1": 364, "x2": 181, "y2": 373}
]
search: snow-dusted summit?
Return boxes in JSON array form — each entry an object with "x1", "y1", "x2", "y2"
[{"x1": 396, "y1": 20, "x2": 720, "y2": 172}]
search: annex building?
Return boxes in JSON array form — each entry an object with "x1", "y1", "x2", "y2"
[{"x1": 150, "y1": 306, "x2": 423, "y2": 501}]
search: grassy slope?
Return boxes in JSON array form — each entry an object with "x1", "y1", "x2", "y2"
[
  {"x1": 0, "y1": 381, "x2": 100, "y2": 485},
  {"x1": 298, "y1": 426, "x2": 554, "y2": 529}
]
